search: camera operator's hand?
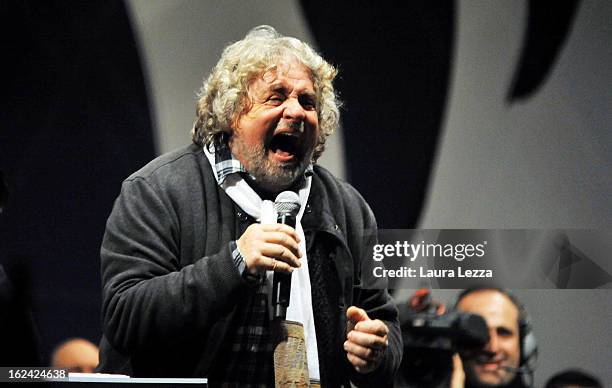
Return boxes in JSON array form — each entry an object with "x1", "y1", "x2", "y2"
[
  {"x1": 344, "y1": 306, "x2": 389, "y2": 374},
  {"x1": 451, "y1": 354, "x2": 466, "y2": 388},
  {"x1": 237, "y1": 224, "x2": 302, "y2": 275}
]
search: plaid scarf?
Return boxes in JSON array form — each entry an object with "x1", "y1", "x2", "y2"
[{"x1": 206, "y1": 141, "x2": 317, "y2": 386}]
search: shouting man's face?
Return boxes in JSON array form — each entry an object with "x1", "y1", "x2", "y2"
[
  {"x1": 230, "y1": 58, "x2": 319, "y2": 192},
  {"x1": 458, "y1": 290, "x2": 521, "y2": 387}
]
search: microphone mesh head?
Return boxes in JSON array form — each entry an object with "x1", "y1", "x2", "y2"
[{"x1": 274, "y1": 191, "x2": 300, "y2": 216}]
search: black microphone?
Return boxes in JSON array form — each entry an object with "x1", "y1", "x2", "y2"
[
  {"x1": 272, "y1": 191, "x2": 301, "y2": 320},
  {"x1": 500, "y1": 365, "x2": 532, "y2": 374},
  {"x1": 500, "y1": 365, "x2": 536, "y2": 388}
]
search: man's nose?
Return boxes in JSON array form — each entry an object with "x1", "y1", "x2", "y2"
[
  {"x1": 484, "y1": 331, "x2": 499, "y2": 353},
  {"x1": 282, "y1": 97, "x2": 306, "y2": 121}
]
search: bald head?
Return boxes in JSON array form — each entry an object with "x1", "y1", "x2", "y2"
[{"x1": 51, "y1": 338, "x2": 99, "y2": 373}]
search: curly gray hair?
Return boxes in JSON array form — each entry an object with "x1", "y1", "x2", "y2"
[{"x1": 191, "y1": 25, "x2": 340, "y2": 162}]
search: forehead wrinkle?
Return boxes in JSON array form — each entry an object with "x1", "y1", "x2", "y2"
[
  {"x1": 266, "y1": 60, "x2": 314, "y2": 84},
  {"x1": 246, "y1": 63, "x2": 317, "y2": 107}
]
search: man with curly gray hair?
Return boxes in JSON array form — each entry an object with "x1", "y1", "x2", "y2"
[
  {"x1": 192, "y1": 25, "x2": 340, "y2": 192},
  {"x1": 98, "y1": 26, "x2": 401, "y2": 386}
]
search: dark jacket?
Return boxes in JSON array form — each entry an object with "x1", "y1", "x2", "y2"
[{"x1": 98, "y1": 144, "x2": 401, "y2": 386}]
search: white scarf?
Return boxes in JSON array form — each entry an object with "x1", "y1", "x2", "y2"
[{"x1": 204, "y1": 147, "x2": 320, "y2": 381}]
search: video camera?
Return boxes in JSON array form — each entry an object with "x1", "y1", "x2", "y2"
[{"x1": 396, "y1": 290, "x2": 489, "y2": 387}]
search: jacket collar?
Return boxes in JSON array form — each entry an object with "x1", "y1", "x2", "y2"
[
  {"x1": 301, "y1": 168, "x2": 351, "y2": 252},
  {"x1": 302, "y1": 170, "x2": 338, "y2": 234}
]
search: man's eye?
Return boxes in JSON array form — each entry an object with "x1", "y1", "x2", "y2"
[
  {"x1": 300, "y1": 98, "x2": 316, "y2": 110},
  {"x1": 268, "y1": 96, "x2": 284, "y2": 104},
  {"x1": 497, "y1": 328, "x2": 513, "y2": 337}
]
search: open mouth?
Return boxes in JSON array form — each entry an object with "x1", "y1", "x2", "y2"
[{"x1": 268, "y1": 132, "x2": 301, "y2": 162}]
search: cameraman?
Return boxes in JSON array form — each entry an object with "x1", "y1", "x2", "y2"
[
  {"x1": 453, "y1": 288, "x2": 536, "y2": 388},
  {"x1": 397, "y1": 288, "x2": 536, "y2": 388}
]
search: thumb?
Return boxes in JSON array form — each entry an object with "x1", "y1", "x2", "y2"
[
  {"x1": 347, "y1": 306, "x2": 370, "y2": 332},
  {"x1": 347, "y1": 306, "x2": 370, "y2": 322},
  {"x1": 450, "y1": 354, "x2": 465, "y2": 388}
]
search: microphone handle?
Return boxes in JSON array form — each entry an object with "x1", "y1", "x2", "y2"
[
  {"x1": 277, "y1": 214, "x2": 296, "y2": 229},
  {"x1": 272, "y1": 214, "x2": 296, "y2": 319}
]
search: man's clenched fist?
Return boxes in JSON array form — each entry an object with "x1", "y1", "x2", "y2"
[
  {"x1": 344, "y1": 306, "x2": 389, "y2": 374},
  {"x1": 237, "y1": 223, "x2": 302, "y2": 275}
]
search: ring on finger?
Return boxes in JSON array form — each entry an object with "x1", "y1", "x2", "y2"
[{"x1": 271, "y1": 259, "x2": 277, "y2": 271}]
